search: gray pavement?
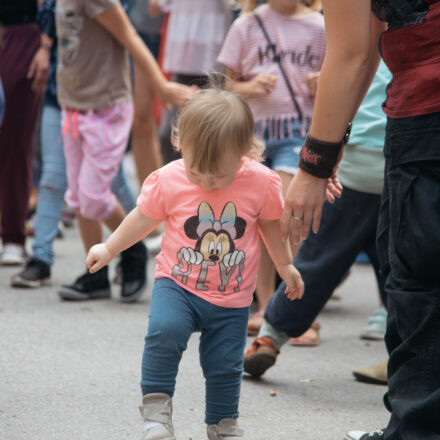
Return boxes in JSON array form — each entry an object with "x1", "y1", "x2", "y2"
[{"x1": 0, "y1": 227, "x2": 389, "y2": 440}]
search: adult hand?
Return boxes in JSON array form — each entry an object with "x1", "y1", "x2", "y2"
[
  {"x1": 281, "y1": 169, "x2": 327, "y2": 244},
  {"x1": 159, "y1": 82, "x2": 198, "y2": 111},
  {"x1": 27, "y1": 46, "x2": 50, "y2": 92},
  {"x1": 148, "y1": 0, "x2": 164, "y2": 17}
]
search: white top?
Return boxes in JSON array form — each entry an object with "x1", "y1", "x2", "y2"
[
  {"x1": 161, "y1": 0, "x2": 231, "y2": 75},
  {"x1": 218, "y1": 4, "x2": 326, "y2": 139}
]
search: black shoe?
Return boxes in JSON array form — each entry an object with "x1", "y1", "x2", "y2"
[
  {"x1": 344, "y1": 429, "x2": 386, "y2": 440},
  {"x1": 58, "y1": 266, "x2": 111, "y2": 301},
  {"x1": 10, "y1": 257, "x2": 51, "y2": 288},
  {"x1": 120, "y1": 241, "x2": 147, "y2": 302}
]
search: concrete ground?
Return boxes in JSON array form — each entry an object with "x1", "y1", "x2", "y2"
[
  {"x1": 0, "y1": 227, "x2": 389, "y2": 440},
  {"x1": 0, "y1": 154, "x2": 389, "y2": 439}
]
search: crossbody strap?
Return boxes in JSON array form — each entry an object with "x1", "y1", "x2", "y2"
[{"x1": 253, "y1": 12, "x2": 303, "y2": 121}]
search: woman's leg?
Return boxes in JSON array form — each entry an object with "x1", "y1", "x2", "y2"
[
  {"x1": 0, "y1": 24, "x2": 42, "y2": 250},
  {"x1": 32, "y1": 105, "x2": 67, "y2": 265}
]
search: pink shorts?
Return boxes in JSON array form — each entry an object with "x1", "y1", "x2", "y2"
[{"x1": 62, "y1": 102, "x2": 133, "y2": 220}]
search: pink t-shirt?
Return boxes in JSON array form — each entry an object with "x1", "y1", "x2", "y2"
[
  {"x1": 217, "y1": 5, "x2": 326, "y2": 139},
  {"x1": 137, "y1": 157, "x2": 284, "y2": 308}
]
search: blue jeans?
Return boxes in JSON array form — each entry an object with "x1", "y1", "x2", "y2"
[
  {"x1": 262, "y1": 119, "x2": 305, "y2": 175},
  {"x1": 265, "y1": 186, "x2": 386, "y2": 337},
  {"x1": 379, "y1": 112, "x2": 440, "y2": 440},
  {"x1": 141, "y1": 277, "x2": 249, "y2": 424},
  {"x1": 33, "y1": 104, "x2": 136, "y2": 265}
]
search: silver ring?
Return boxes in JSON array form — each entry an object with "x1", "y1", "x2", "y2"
[{"x1": 293, "y1": 216, "x2": 304, "y2": 221}]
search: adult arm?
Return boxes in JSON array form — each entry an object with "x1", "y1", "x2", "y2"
[
  {"x1": 94, "y1": 6, "x2": 196, "y2": 110},
  {"x1": 281, "y1": 0, "x2": 386, "y2": 243}
]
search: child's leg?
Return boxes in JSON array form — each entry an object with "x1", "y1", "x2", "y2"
[
  {"x1": 76, "y1": 201, "x2": 126, "y2": 252},
  {"x1": 141, "y1": 278, "x2": 197, "y2": 397},
  {"x1": 76, "y1": 103, "x2": 133, "y2": 220},
  {"x1": 199, "y1": 305, "x2": 249, "y2": 425},
  {"x1": 74, "y1": 103, "x2": 133, "y2": 252}
]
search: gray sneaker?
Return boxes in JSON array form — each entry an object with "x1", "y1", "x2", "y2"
[
  {"x1": 207, "y1": 418, "x2": 244, "y2": 440},
  {"x1": 360, "y1": 306, "x2": 387, "y2": 340},
  {"x1": 139, "y1": 393, "x2": 175, "y2": 440}
]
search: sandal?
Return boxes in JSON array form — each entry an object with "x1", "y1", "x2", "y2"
[
  {"x1": 289, "y1": 322, "x2": 321, "y2": 346},
  {"x1": 247, "y1": 311, "x2": 264, "y2": 336}
]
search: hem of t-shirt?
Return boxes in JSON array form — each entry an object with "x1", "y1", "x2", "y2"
[
  {"x1": 57, "y1": 94, "x2": 132, "y2": 112},
  {"x1": 154, "y1": 275, "x2": 254, "y2": 309},
  {"x1": 136, "y1": 201, "x2": 164, "y2": 221},
  {"x1": 87, "y1": 3, "x2": 119, "y2": 19},
  {"x1": 383, "y1": 102, "x2": 440, "y2": 119}
]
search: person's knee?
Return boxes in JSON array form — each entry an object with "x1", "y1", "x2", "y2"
[
  {"x1": 132, "y1": 107, "x2": 155, "y2": 135},
  {"x1": 146, "y1": 317, "x2": 188, "y2": 355},
  {"x1": 40, "y1": 169, "x2": 67, "y2": 193}
]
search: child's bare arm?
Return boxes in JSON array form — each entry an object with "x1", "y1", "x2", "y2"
[
  {"x1": 258, "y1": 219, "x2": 304, "y2": 300},
  {"x1": 225, "y1": 67, "x2": 277, "y2": 99},
  {"x1": 86, "y1": 208, "x2": 161, "y2": 273},
  {"x1": 94, "y1": 6, "x2": 196, "y2": 109}
]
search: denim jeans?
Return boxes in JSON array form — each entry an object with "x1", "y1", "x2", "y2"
[
  {"x1": 378, "y1": 112, "x2": 440, "y2": 440},
  {"x1": 265, "y1": 186, "x2": 386, "y2": 337},
  {"x1": 141, "y1": 277, "x2": 249, "y2": 424},
  {"x1": 33, "y1": 104, "x2": 136, "y2": 265}
]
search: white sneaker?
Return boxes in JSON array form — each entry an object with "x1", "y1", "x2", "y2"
[
  {"x1": 0, "y1": 244, "x2": 27, "y2": 266},
  {"x1": 344, "y1": 429, "x2": 385, "y2": 440},
  {"x1": 207, "y1": 418, "x2": 244, "y2": 439},
  {"x1": 139, "y1": 393, "x2": 175, "y2": 440}
]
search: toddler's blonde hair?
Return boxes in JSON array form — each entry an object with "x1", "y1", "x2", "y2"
[{"x1": 173, "y1": 87, "x2": 264, "y2": 174}]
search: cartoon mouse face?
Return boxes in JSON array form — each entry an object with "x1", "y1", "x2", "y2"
[
  {"x1": 184, "y1": 202, "x2": 246, "y2": 265},
  {"x1": 198, "y1": 231, "x2": 232, "y2": 263}
]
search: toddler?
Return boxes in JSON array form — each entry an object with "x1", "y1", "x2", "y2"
[{"x1": 86, "y1": 88, "x2": 304, "y2": 439}]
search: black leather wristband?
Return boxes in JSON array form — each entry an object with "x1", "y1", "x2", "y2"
[{"x1": 298, "y1": 124, "x2": 352, "y2": 179}]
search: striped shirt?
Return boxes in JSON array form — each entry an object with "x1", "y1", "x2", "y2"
[{"x1": 218, "y1": 4, "x2": 326, "y2": 140}]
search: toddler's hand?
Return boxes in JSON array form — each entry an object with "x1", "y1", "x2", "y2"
[
  {"x1": 248, "y1": 73, "x2": 277, "y2": 97},
  {"x1": 159, "y1": 82, "x2": 198, "y2": 111},
  {"x1": 86, "y1": 243, "x2": 114, "y2": 274},
  {"x1": 277, "y1": 264, "x2": 304, "y2": 301}
]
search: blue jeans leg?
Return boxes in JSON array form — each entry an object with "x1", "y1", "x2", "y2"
[
  {"x1": 141, "y1": 278, "x2": 249, "y2": 424},
  {"x1": 265, "y1": 186, "x2": 384, "y2": 337},
  {"x1": 33, "y1": 105, "x2": 67, "y2": 265},
  {"x1": 199, "y1": 302, "x2": 248, "y2": 424},
  {"x1": 111, "y1": 161, "x2": 136, "y2": 214},
  {"x1": 141, "y1": 278, "x2": 198, "y2": 397}
]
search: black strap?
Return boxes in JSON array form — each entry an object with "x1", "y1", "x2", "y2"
[{"x1": 253, "y1": 12, "x2": 303, "y2": 121}]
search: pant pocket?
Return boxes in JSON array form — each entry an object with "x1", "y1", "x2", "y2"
[{"x1": 388, "y1": 161, "x2": 440, "y2": 281}]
